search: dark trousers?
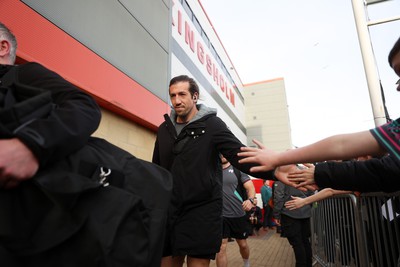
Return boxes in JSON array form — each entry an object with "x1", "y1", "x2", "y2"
[
  {"x1": 262, "y1": 205, "x2": 273, "y2": 228},
  {"x1": 281, "y1": 214, "x2": 312, "y2": 267}
]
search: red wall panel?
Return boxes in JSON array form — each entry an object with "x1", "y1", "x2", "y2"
[{"x1": 0, "y1": 0, "x2": 169, "y2": 131}]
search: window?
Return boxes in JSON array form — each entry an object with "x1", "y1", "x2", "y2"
[
  {"x1": 183, "y1": 1, "x2": 193, "y2": 20},
  {"x1": 193, "y1": 16, "x2": 202, "y2": 34},
  {"x1": 201, "y1": 31, "x2": 210, "y2": 47}
]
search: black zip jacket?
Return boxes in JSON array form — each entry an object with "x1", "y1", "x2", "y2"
[
  {"x1": 314, "y1": 155, "x2": 400, "y2": 193},
  {"x1": 0, "y1": 62, "x2": 101, "y2": 166},
  {"x1": 152, "y1": 105, "x2": 273, "y2": 255},
  {"x1": 152, "y1": 105, "x2": 272, "y2": 210}
]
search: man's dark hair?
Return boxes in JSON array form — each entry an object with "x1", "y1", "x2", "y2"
[
  {"x1": 169, "y1": 75, "x2": 199, "y2": 97},
  {"x1": 388, "y1": 37, "x2": 400, "y2": 67}
]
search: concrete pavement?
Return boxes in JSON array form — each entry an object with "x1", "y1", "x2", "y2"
[{"x1": 209, "y1": 228, "x2": 296, "y2": 267}]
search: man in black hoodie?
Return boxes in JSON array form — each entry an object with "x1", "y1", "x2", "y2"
[{"x1": 153, "y1": 75, "x2": 273, "y2": 267}]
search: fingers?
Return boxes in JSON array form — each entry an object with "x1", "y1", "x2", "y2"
[
  {"x1": 303, "y1": 163, "x2": 315, "y2": 168},
  {"x1": 239, "y1": 146, "x2": 259, "y2": 156},
  {"x1": 237, "y1": 154, "x2": 255, "y2": 164},
  {"x1": 296, "y1": 181, "x2": 313, "y2": 188},
  {"x1": 249, "y1": 166, "x2": 269, "y2": 173},
  {"x1": 287, "y1": 170, "x2": 303, "y2": 177},
  {"x1": 297, "y1": 186, "x2": 309, "y2": 192},
  {"x1": 242, "y1": 202, "x2": 252, "y2": 211},
  {"x1": 288, "y1": 178, "x2": 301, "y2": 183},
  {"x1": 287, "y1": 172, "x2": 309, "y2": 184},
  {"x1": 237, "y1": 148, "x2": 257, "y2": 163},
  {"x1": 285, "y1": 199, "x2": 296, "y2": 210},
  {"x1": 252, "y1": 139, "x2": 265, "y2": 149},
  {"x1": 285, "y1": 203, "x2": 294, "y2": 210},
  {"x1": 287, "y1": 176, "x2": 304, "y2": 182},
  {"x1": 304, "y1": 184, "x2": 319, "y2": 191}
]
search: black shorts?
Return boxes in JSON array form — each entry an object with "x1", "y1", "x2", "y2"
[
  {"x1": 163, "y1": 199, "x2": 222, "y2": 258},
  {"x1": 222, "y1": 215, "x2": 250, "y2": 240},
  {"x1": 186, "y1": 253, "x2": 216, "y2": 260}
]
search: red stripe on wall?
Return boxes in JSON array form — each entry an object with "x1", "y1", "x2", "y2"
[{"x1": 0, "y1": 0, "x2": 169, "y2": 131}]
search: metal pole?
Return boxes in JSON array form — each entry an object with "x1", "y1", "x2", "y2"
[{"x1": 351, "y1": 0, "x2": 387, "y2": 126}]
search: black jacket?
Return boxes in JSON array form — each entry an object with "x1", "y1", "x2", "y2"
[
  {"x1": 153, "y1": 105, "x2": 272, "y2": 210},
  {"x1": 0, "y1": 63, "x2": 171, "y2": 266},
  {"x1": 0, "y1": 62, "x2": 101, "y2": 166},
  {"x1": 152, "y1": 105, "x2": 272, "y2": 255},
  {"x1": 314, "y1": 155, "x2": 400, "y2": 193}
]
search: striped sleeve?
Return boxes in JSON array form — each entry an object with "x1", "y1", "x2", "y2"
[{"x1": 370, "y1": 118, "x2": 400, "y2": 163}]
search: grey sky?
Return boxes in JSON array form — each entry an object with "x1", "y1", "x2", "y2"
[{"x1": 200, "y1": 0, "x2": 400, "y2": 147}]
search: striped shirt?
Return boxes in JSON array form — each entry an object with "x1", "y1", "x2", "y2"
[{"x1": 370, "y1": 118, "x2": 400, "y2": 162}]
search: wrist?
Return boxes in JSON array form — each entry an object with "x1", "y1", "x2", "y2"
[{"x1": 248, "y1": 197, "x2": 257, "y2": 205}]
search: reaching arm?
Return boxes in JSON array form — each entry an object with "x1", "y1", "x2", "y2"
[
  {"x1": 238, "y1": 132, "x2": 385, "y2": 173},
  {"x1": 285, "y1": 188, "x2": 352, "y2": 210}
]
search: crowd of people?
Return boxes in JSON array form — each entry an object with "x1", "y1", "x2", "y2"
[{"x1": 1, "y1": 19, "x2": 400, "y2": 267}]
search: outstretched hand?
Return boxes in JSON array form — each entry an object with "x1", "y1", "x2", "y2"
[
  {"x1": 285, "y1": 196, "x2": 306, "y2": 210},
  {"x1": 238, "y1": 139, "x2": 278, "y2": 172},
  {"x1": 287, "y1": 163, "x2": 318, "y2": 189},
  {"x1": 275, "y1": 164, "x2": 318, "y2": 192}
]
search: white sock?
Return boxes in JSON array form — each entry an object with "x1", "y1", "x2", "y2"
[{"x1": 243, "y1": 258, "x2": 250, "y2": 267}]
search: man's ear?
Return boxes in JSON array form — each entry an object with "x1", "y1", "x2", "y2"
[{"x1": 0, "y1": 40, "x2": 11, "y2": 58}]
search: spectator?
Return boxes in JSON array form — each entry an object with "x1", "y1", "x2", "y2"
[
  {"x1": 216, "y1": 155, "x2": 256, "y2": 267},
  {"x1": 273, "y1": 165, "x2": 313, "y2": 267},
  {"x1": 260, "y1": 180, "x2": 273, "y2": 231}
]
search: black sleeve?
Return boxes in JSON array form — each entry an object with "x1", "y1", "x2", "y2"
[
  {"x1": 314, "y1": 156, "x2": 400, "y2": 193},
  {"x1": 14, "y1": 62, "x2": 101, "y2": 166},
  {"x1": 210, "y1": 116, "x2": 274, "y2": 180}
]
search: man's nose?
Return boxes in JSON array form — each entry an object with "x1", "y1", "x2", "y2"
[{"x1": 174, "y1": 96, "x2": 182, "y2": 105}]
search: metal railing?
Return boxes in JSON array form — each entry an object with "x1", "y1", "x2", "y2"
[{"x1": 310, "y1": 191, "x2": 400, "y2": 267}]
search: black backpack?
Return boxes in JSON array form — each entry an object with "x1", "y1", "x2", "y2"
[{"x1": 0, "y1": 65, "x2": 173, "y2": 267}]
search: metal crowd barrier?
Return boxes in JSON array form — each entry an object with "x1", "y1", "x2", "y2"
[{"x1": 310, "y1": 191, "x2": 400, "y2": 267}]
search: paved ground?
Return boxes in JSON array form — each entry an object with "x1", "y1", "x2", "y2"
[{"x1": 208, "y1": 228, "x2": 296, "y2": 267}]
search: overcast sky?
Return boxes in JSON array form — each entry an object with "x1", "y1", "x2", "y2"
[{"x1": 200, "y1": 0, "x2": 400, "y2": 147}]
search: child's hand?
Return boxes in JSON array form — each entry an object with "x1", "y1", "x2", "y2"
[
  {"x1": 288, "y1": 163, "x2": 318, "y2": 189},
  {"x1": 285, "y1": 196, "x2": 305, "y2": 210}
]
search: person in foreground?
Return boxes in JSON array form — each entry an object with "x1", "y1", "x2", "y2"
[
  {"x1": 0, "y1": 22, "x2": 101, "y2": 189},
  {"x1": 152, "y1": 75, "x2": 273, "y2": 267},
  {"x1": 238, "y1": 36, "x2": 400, "y2": 192},
  {"x1": 216, "y1": 155, "x2": 256, "y2": 267}
]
